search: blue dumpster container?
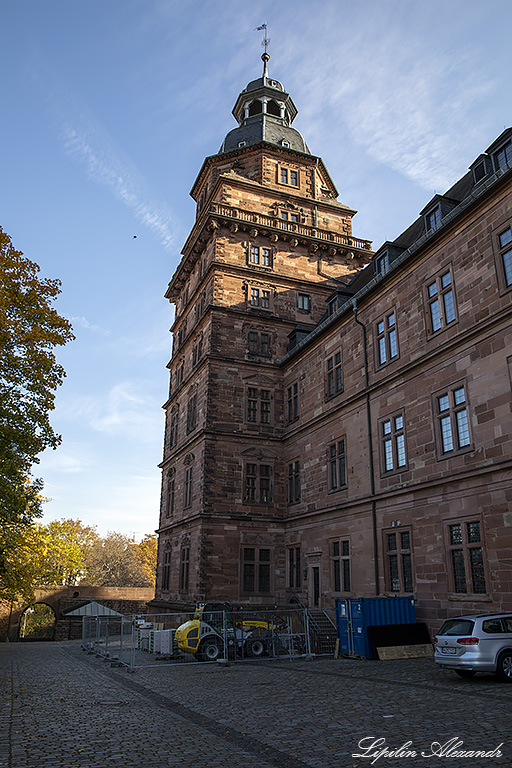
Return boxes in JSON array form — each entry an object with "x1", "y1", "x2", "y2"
[{"x1": 336, "y1": 596, "x2": 416, "y2": 659}]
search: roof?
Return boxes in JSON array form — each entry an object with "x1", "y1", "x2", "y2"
[{"x1": 61, "y1": 600, "x2": 123, "y2": 617}]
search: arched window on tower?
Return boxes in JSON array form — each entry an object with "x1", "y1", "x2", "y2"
[
  {"x1": 267, "y1": 100, "x2": 280, "y2": 117},
  {"x1": 249, "y1": 100, "x2": 263, "y2": 116}
]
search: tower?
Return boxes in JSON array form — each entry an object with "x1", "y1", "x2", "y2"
[{"x1": 155, "y1": 54, "x2": 372, "y2": 607}]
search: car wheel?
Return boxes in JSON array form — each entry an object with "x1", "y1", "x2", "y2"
[
  {"x1": 455, "y1": 670, "x2": 476, "y2": 679},
  {"x1": 496, "y1": 651, "x2": 512, "y2": 683},
  {"x1": 199, "y1": 636, "x2": 223, "y2": 662},
  {"x1": 246, "y1": 638, "x2": 266, "y2": 658}
]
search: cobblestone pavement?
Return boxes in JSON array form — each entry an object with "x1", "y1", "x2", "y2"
[{"x1": 1, "y1": 641, "x2": 511, "y2": 768}]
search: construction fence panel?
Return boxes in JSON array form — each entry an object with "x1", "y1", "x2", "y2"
[{"x1": 81, "y1": 606, "x2": 328, "y2": 670}]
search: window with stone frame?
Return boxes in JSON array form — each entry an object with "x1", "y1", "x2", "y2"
[
  {"x1": 241, "y1": 547, "x2": 272, "y2": 594},
  {"x1": 379, "y1": 412, "x2": 407, "y2": 474},
  {"x1": 249, "y1": 286, "x2": 271, "y2": 309},
  {"x1": 192, "y1": 335, "x2": 203, "y2": 366},
  {"x1": 326, "y1": 350, "x2": 343, "y2": 398},
  {"x1": 169, "y1": 405, "x2": 179, "y2": 448},
  {"x1": 249, "y1": 245, "x2": 272, "y2": 268},
  {"x1": 165, "y1": 468, "x2": 175, "y2": 518},
  {"x1": 298, "y1": 293, "x2": 311, "y2": 312},
  {"x1": 162, "y1": 549, "x2": 171, "y2": 591},
  {"x1": 497, "y1": 225, "x2": 512, "y2": 289},
  {"x1": 446, "y1": 520, "x2": 487, "y2": 595},
  {"x1": 248, "y1": 330, "x2": 271, "y2": 357},
  {"x1": 179, "y1": 545, "x2": 190, "y2": 591},
  {"x1": 277, "y1": 166, "x2": 299, "y2": 188},
  {"x1": 425, "y1": 268, "x2": 457, "y2": 334},
  {"x1": 288, "y1": 460, "x2": 301, "y2": 504},
  {"x1": 328, "y1": 438, "x2": 347, "y2": 491},
  {"x1": 375, "y1": 311, "x2": 398, "y2": 367},
  {"x1": 184, "y1": 466, "x2": 193, "y2": 509},
  {"x1": 244, "y1": 462, "x2": 272, "y2": 504},
  {"x1": 287, "y1": 381, "x2": 299, "y2": 423},
  {"x1": 332, "y1": 540, "x2": 351, "y2": 593},
  {"x1": 288, "y1": 546, "x2": 301, "y2": 589},
  {"x1": 385, "y1": 529, "x2": 413, "y2": 593},
  {"x1": 434, "y1": 383, "x2": 472, "y2": 456},
  {"x1": 246, "y1": 387, "x2": 272, "y2": 425},
  {"x1": 186, "y1": 391, "x2": 197, "y2": 434}
]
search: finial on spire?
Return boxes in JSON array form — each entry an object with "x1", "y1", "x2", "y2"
[{"x1": 255, "y1": 23, "x2": 270, "y2": 76}]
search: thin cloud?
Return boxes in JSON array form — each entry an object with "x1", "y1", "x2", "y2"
[
  {"x1": 30, "y1": 54, "x2": 176, "y2": 250},
  {"x1": 66, "y1": 315, "x2": 111, "y2": 336}
]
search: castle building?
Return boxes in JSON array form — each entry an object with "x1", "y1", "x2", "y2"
[{"x1": 152, "y1": 54, "x2": 512, "y2": 633}]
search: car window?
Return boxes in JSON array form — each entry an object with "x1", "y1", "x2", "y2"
[
  {"x1": 482, "y1": 619, "x2": 504, "y2": 634},
  {"x1": 438, "y1": 619, "x2": 474, "y2": 636},
  {"x1": 503, "y1": 617, "x2": 512, "y2": 633}
]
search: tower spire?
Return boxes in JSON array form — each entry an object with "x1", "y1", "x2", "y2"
[{"x1": 255, "y1": 23, "x2": 270, "y2": 77}]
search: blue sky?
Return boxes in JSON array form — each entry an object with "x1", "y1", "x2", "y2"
[{"x1": 1, "y1": 0, "x2": 511, "y2": 538}]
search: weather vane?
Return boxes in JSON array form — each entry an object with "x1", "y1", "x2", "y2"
[{"x1": 255, "y1": 23, "x2": 270, "y2": 76}]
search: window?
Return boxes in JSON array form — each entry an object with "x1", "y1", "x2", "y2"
[
  {"x1": 242, "y1": 547, "x2": 271, "y2": 593},
  {"x1": 186, "y1": 392, "x2": 197, "y2": 434},
  {"x1": 386, "y1": 530, "x2": 413, "y2": 592},
  {"x1": 179, "y1": 546, "x2": 190, "y2": 591},
  {"x1": 247, "y1": 387, "x2": 271, "y2": 425},
  {"x1": 278, "y1": 167, "x2": 299, "y2": 187},
  {"x1": 380, "y1": 413, "x2": 407, "y2": 473},
  {"x1": 326, "y1": 351, "x2": 343, "y2": 397},
  {"x1": 498, "y1": 227, "x2": 512, "y2": 288},
  {"x1": 184, "y1": 467, "x2": 193, "y2": 508},
  {"x1": 328, "y1": 439, "x2": 347, "y2": 491},
  {"x1": 165, "y1": 468, "x2": 175, "y2": 517},
  {"x1": 376, "y1": 252, "x2": 389, "y2": 276},
  {"x1": 245, "y1": 463, "x2": 272, "y2": 503},
  {"x1": 176, "y1": 360, "x2": 185, "y2": 387},
  {"x1": 238, "y1": 140, "x2": 247, "y2": 148},
  {"x1": 436, "y1": 385, "x2": 471, "y2": 455},
  {"x1": 288, "y1": 546, "x2": 301, "y2": 588},
  {"x1": 192, "y1": 336, "x2": 203, "y2": 366},
  {"x1": 493, "y1": 141, "x2": 512, "y2": 172},
  {"x1": 288, "y1": 460, "x2": 300, "y2": 504},
  {"x1": 290, "y1": 170, "x2": 298, "y2": 186},
  {"x1": 447, "y1": 521, "x2": 486, "y2": 594},
  {"x1": 298, "y1": 293, "x2": 311, "y2": 312},
  {"x1": 248, "y1": 331, "x2": 270, "y2": 357},
  {"x1": 376, "y1": 312, "x2": 398, "y2": 366},
  {"x1": 169, "y1": 406, "x2": 179, "y2": 448},
  {"x1": 280, "y1": 168, "x2": 288, "y2": 184},
  {"x1": 249, "y1": 246, "x2": 272, "y2": 268},
  {"x1": 287, "y1": 382, "x2": 299, "y2": 423},
  {"x1": 162, "y1": 550, "x2": 171, "y2": 591},
  {"x1": 332, "y1": 540, "x2": 351, "y2": 593},
  {"x1": 425, "y1": 206, "x2": 442, "y2": 232},
  {"x1": 249, "y1": 287, "x2": 271, "y2": 309},
  {"x1": 426, "y1": 270, "x2": 456, "y2": 333}
]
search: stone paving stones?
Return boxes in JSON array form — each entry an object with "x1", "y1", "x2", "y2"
[{"x1": 1, "y1": 641, "x2": 511, "y2": 768}]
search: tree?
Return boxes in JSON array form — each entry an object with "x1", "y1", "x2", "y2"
[
  {"x1": 34, "y1": 518, "x2": 99, "y2": 586},
  {"x1": 83, "y1": 532, "x2": 154, "y2": 587},
  {"x1": 0, "y1": 227, "x2": 74, "y2": 528},
  {"x1": 132, "y1": 535, "x2": 157, "y2": 587}
]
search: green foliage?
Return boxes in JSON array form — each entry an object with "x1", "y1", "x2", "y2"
[
  {"x1": 83, "y1": 531, "x2": 156, "y2": 587},
  {"x1": 0, "y1": 227, "x2": 74, "y2": 525}
]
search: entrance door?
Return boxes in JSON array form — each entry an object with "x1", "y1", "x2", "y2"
[{"x1": 311, "y1": 566, "x2": 320, "y2": 608}]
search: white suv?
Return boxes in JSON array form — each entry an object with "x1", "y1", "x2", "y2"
[{"x1": 434, "y1": 613, "x2": 512, "y2": 681}]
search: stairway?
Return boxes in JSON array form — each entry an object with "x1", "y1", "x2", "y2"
[{"x1": 307, "y1": 609, "x2": 337, "y2": 655}]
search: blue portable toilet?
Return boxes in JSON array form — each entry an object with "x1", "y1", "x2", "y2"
[{"x1": 336, "y1": 596, "x2": 416, "y2": 659}]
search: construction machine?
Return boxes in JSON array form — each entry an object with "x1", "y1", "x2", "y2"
[{"x1": 174, "y1": 602, "x2": 286, "y2": 661}]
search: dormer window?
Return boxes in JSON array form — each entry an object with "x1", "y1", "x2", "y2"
[
  {"x1": 471, "y1": 156, "x2": 489, "y2": 185},
  {"x1": 425, "y1": 205, "x2": 442, "y2": 233},
  {"x1": 238, "y1": 140, "x2": 247, "y2": 148},
  {"x1": 281, "y1": 140, "x2": 290, "y2": 148},
  {"x1": 376, "y1": 252, "x2": 389, "y2": 276},
  {"x1": 493, "y1": 140, "x2": 512, "y2": 172}
]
